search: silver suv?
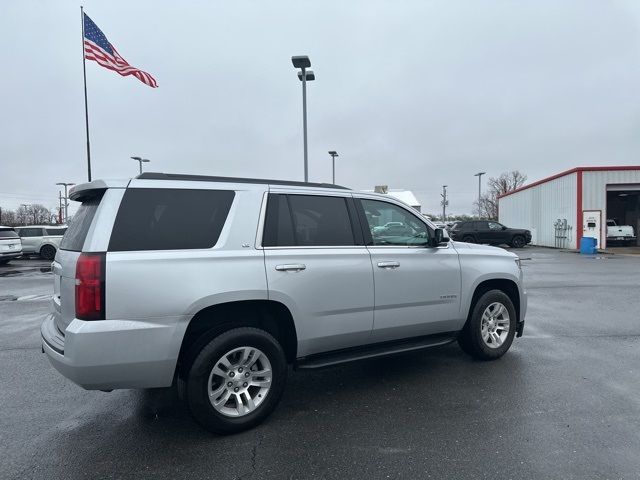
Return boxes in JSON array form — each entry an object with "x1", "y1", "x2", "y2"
[
  {"x1": 15, "y1": 225, "x2": 67, "y2": 260},
  {"x1": 42, "y1": 173, "x2": 526, "y2": 434}
]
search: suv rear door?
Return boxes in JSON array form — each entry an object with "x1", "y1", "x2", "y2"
[
  {"x1": 54, "y1": 193, "x2": 105, "y2": 333},
  {"x1": 17, "y1": 227, "x2": 44, "y2": 253},
  {"x1": 355, "y1": 196, "x2": 462, "y2": 342},
  {"x1": 262, "y1": 191, "x2": 374, "y2": 357}
]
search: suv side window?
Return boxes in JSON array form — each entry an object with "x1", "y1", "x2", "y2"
[
  {"x1": 487, "y1": 221, "x2": 503, "y2": 230},
  {"x1": 45, "y1": 227, "x2": 67, "y2": 235},
  {"x1": 263, "y1": 194, "x2": 356, "y2": 247},
  {"x1": 108, "y1": 188, "x2": 235, "y2": 251},
  {"x1": 476, "y1": 221, "x2": 489, "y2": 230},
  {"x1": 18, "y1": 228, "x2": 43, "y2": 237},
  {"x1": 360, "y1": 199, "x2": 430, "y2": 246}
]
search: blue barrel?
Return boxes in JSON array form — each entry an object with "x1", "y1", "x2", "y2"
[{"x1": 580, "y1": 237, "x2": 597, "y2": 254}]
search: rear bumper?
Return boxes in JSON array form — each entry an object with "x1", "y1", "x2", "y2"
[
  {"x1": 41, "y1": 313, "x2": 184, "y2": 390},
  {"x1": 0, "y1": 251, "x2": 22, "y2": 259}
]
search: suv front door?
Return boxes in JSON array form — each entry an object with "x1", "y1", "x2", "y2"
[
  {"x1": 356, "y1": 197, "x2": 462, "y2": 342},
  {"x1": 484, "y1": 221, "x2": 509, "y2": 245},
  {"x1": 262, "y1": 192, "x2": 374, "y2": 357}
]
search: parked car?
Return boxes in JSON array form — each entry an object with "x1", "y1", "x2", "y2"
[
  {"x1": 15, "y1": 225, "x2": 67, "y2": 260},
  {"x1": 448, "y1": 220, "x2": 531, "y2": 248},
  {"x1": 41, "y1": 174, "x2": 526, "y2": 434},
  {"x1": 0, "y1": 226, "x2": 22, "y2": 265},
  {"x1": 606, "y1": 219, "x2": 636, "y2": 246}
]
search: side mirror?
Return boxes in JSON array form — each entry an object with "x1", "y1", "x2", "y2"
[
  {"x1": 502, "y1": 226, "x2": 507, "y2": 230},
  {"x1": 431, "y1": 228, "x2": 449, "y2": 247}
]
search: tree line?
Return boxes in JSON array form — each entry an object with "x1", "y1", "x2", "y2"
[{"x1": 0, "y1": 204, "x2": 58, "y2": 226}]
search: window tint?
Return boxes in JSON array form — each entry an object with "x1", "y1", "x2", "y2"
[
  {"x1": 263, "y1": 194, "x2": 295, "y2": 247},
  {"x1": 360, "y1": 199, "x2": 429, "y2": 246},
  {"x1": 108, "y1": 188, "x2": 235, "y2": 251},
  {"x1": 264, "y1": 194, "x2": 355, "y2": 247},
  {"x1": 60, "y1": 193, "x2": 103, "y2": 251},
  {"x1": 18, "y1": 228, "x2": 43, "y2": 237},
  {"x1": 488, "y1": 222, "x2": 503, "y2": 230},
  {"x1": 45, "y1": 228, "x2": 67, "y2": 236},
  {"x1": 476, "y1": 221, "x2": 488, "y2": 230},
  {"x1": 0, "y1": 229, "x2": 19, "y2": 239},
  {"x1": 289, "y1": 195, "x2": 355, "y2": 246}
]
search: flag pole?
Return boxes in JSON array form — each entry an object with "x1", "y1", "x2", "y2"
[{"x1": 80, "y1": 6, "x2": 92, "y2": 182}]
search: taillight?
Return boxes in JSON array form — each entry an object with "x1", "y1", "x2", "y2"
[{"x1": 75, "y1": 253, "x2": 105, "y2": 320}]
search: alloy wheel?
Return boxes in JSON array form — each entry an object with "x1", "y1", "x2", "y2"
[
  {"x1": 480, "y1": 302, "x2": 510, "y2": 349},
  {"x1": 207, "y1": 346, "x2": 272, "y2": 417}
]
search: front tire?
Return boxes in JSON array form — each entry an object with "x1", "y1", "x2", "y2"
[
  {"x1": 510, "y1": 235, "x2": 526, "y2": 248},
  {"x1": 458, "y1": 290, "x2": 516, "y2": 360},
  {"x1": 186, "y1": 327, "x2": 287, "y2": 434}
]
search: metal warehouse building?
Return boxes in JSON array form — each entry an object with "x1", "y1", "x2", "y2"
[{"x1": 498, "y1": 166, "x2": 640, "y2": 249}]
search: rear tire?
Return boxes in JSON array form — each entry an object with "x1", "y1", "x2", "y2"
[
  {"x1": 510, "y1": 235, "x2": 526, "y2": 248},
  {"x1": 40, "y1": 245, "x2": 56, "y2": 260},
  {"x1": 185, "y1": 327, "x2": 287, "y2": 435},
  {"x1": 462, "y1": 235, "x2": 476, "y2": 244},
  {"x1": 458, "y1": 290, "x2": 516, "y2": 360}
]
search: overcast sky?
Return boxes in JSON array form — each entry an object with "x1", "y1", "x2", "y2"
[{"x1": 2, "y1": 0, "x2": 640, "y2": 216}]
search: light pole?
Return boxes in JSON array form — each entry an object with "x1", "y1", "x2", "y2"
[
  {"x1": 292, "y1": 56, "x2": 315, "y2": 182},
  {"x1": 474, "y1": 172, "x2": 485, "y2": 218},
  {"x1": 328, "y1": 151, "x2": 339, "y2": 184},
  {"x1": 441, "y1": 185, "x2": 448, "y2": 222},
  {"x1": 20, "y1": 204, "x2": 29, "y2": 226},
  {"x1": 56, "y1": 182, "x2": 75, "y2": 224},
  {"x1": 131, "y1": 156, "x2": 150, "y2": 175}
]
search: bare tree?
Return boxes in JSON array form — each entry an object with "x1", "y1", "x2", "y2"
[
  {"x1": 476, "y1": 171, "x2": 527, "y2": 220},
  {"x1": 0, "y1": 208, "x2": 18, "y2": 226},
  {"x1": 15, "y1": 204, "x2": 53, "y2": 225}
]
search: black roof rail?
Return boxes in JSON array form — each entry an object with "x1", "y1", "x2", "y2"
[{"x1": 135, "y1": 172, "x2": 350, "y2": 190}]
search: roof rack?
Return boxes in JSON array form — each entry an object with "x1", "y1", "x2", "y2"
[{"x1": 136, "y1": 172, "x2": 350, "y2": 190}]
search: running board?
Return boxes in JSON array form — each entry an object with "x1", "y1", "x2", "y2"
[{"x1": 295, "y1": 332, "x2": 457, "y2": 370}]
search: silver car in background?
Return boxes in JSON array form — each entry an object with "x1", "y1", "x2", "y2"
[
  {"x1": 41, "y1": 173, "x2": 526, "y2": 434},
  {"x1": 15, "y1": 225, "x2": 67, "y2": 260},
  {"x1": 0, "y1": 226, "x2": 22, "y2": 265}
]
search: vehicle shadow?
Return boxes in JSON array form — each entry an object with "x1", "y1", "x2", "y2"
[{"x1": 40, "y1": 344, "x2": 529, "y2": 479}]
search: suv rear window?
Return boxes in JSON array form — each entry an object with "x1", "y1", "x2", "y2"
[
  {"x1": 263, "y1": 194, "x2": 356, "y2": 247},
  {"x1": 108, "y1": 188, "x2": 235, "y2": 251},
  {"x1": 60, "y1": 193, "x2": 103, "y2": 251},
  {"x1": 45, "y1": 228, "x2": 67, "y2": 236},
  {"x1": 0, "y1": 228, "x2": 19, "y2": 239}
]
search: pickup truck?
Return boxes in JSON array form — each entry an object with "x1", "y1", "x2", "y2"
[{"x1": 606, "y1": 219, "x2": 636, "y2": 246}]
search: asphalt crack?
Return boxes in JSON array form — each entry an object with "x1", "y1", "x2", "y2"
[{"x1": 236, "y1": 434, "x2": 265, "y2": 480}]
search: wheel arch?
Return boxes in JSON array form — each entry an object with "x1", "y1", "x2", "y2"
[
  {"x1": 466, "y1": 278, "x2": 520, "y2": 326},
  {"x1": 176, "y1": 299, "x2": 298, "y2": 377}
]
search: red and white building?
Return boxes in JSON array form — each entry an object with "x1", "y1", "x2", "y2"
[{"x1": 498, "y1": 166, "x2": 640, "y2": 249}]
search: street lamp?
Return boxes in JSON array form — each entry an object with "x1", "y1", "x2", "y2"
[
  {"x1": 441, "y1": 186, "x2": 448, "y2": 222},
  {"x1": 292, "y1": 55, "x2": 315, "y2": 182},
  {"x1": 474, "y1": 172, "x2": 486, "y2": 218},
  {"x1": 328, "y1": 151, "x2": 339, "y2": 184},
  {"x1": 131, "y1": 156, "x2": 150, "y2": 175},
  {"x1": 56, "y1": 182, "x2": 75, "y2": 224}
]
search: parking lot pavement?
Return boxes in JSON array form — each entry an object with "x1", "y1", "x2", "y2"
[{"x1": 1, "y1": 248, "x2": 639, "y2": 479}]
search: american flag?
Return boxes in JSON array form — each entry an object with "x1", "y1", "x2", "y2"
[{"x1": 83, "y1": 13, "x2": 158, "y2": 88}]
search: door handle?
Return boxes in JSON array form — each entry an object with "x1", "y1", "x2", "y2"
[
  {"x1": 275, "y1": 264, "x2": 306, "y2": 272},
  {"x1": 377, "y1": 261, "x2": 400, "y2": 269}
]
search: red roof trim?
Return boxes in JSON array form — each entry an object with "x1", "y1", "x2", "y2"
[{"x1": 498, "y1": 165, "x2": 640, "y2": 199}]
